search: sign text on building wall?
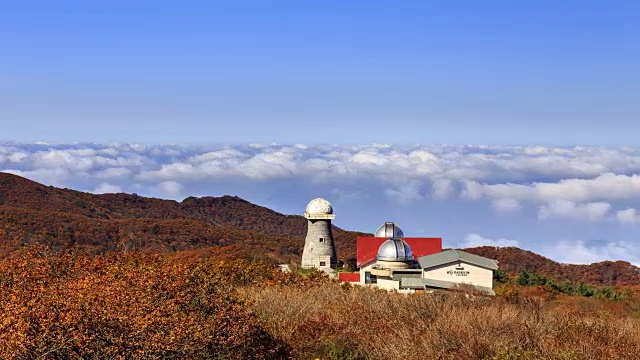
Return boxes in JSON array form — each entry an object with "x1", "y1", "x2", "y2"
[{"x1": 447, "y1": 265, "x2": 470, "y2": 276}]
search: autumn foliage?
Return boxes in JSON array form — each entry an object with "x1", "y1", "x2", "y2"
[
  {"x1": 0, "y1": 247, "x2": 296, "y2": 359},
  {"x1": 2, "y1": 172, "x2": 640, "y2": 358},
  {"x1": 2, "y1": 171, "x2": 639, "y2": 287},
  {"x1": 0, "y1": 246, "x2": 638, "y2": 359},
  {"x1": 0, "y1": 172, "x2": 365, "y2": 263},
  {"x1": 466, "y1": 246, "x2": 640, "y2": 287}
]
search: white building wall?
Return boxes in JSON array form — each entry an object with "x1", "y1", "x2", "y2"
[
  {"x1": 422, "y1": 261, "x2": 493, "y2": 289},
  {"x1": 376, "y1": 278, "x2": 400, "y2": 290}
]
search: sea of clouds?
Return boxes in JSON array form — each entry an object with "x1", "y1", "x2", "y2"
[{"x1": 2, "y1": 142, "x2": 639, "y2": 266}]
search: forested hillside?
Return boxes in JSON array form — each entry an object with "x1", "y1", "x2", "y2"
[
  {"x1": 2, "y1": 172, "x2": 640, "y2": 358},
  {"x1": 1, "y1": 172, "x2": 639, "y2": 287},
  {"x1": 465, "y1": 246, "x2": 640, "y2": 287},
  {"x1": 0, "y1": 172, "x2": 366, "y2": 261}
]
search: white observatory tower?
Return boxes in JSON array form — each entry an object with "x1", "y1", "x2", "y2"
[{"x1": 301, "y1": 198, "x2": 337, "y2": 269}]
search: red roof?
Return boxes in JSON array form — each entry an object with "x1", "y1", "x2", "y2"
[
  {"x1": 338, "y1": 272, "x2": 360, "y2": 282},
  {"x1": 356, "y1": 237, "x2": 442, "y2": 268}
]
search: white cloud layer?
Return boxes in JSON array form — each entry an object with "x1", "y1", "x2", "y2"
[
  {"x1": 616, "y1": 208, "x2": 640, "y2": 224},
  {"x1": 462, "y1": 234, "x2": 520, "y2": 248},
  {"x1": 3, "y1": 142, "x2": 640, "y2": 265},
  {"x1": 463, "y1": 234, "x2": 640, "y2": 267},
  {"x1": 491, "y1": 199, "x2": 522, "y2": 214},
  {"x1": 538, "y1": 201, "x2": 611, "y2": 222},
  {"x1": 93, "y1": 182, "x2": 123, "y2": 194},
  {"x1": 540, "y1": 240, "x2": 640, "y2": 267},
  {"x1": 1, "y1": 143, "x2": 640, "y2": 218}
]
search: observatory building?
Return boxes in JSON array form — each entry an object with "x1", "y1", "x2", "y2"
[
  {"x1": 298, "y1": 199, "x2": 498, "y2": 294},
  {"x1": 301, "y1": 198, "x2": 337, "y2": 270},
  {"x1": 339, "y1": 222, "x2": 499, "y2": 295},
  {"x1": 356, "y1": 222, "x2": 442, "y2": 269}
]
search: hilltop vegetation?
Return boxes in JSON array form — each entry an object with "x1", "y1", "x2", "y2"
[
  {"x1": 1, "y1": 171, "x2": 639, "y2": 288},
  {"x1": 0, "y1": 246, "x2": 639, "y2": 359},
  {"x1": 0, "y1": 172, "x2": 366, "y2": 263},
  {"x1": 2, "y1": 172, "x2": 640, "y2": 358},
  {"x1": 0, "y1": 246, "x2": 294, "y2": 358},
  {"x1": 466, "y1": 246, "x2": 640, "y2": 287}
]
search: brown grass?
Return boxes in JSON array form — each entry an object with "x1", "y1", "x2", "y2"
[
  {"x1": 241, "y1": 283, "x2": 640, "y2": 360},
  {"x1": 1, "y1": 246, "x2": 639, "y2": 359}
]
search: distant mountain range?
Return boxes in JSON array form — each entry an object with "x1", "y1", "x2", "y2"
[{"x1": 0, "y1": 172, "x2": 638, "y2": 286}]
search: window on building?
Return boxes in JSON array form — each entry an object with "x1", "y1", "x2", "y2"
[
  {"x1": 365, "y1": 272, "x2": 378, "y2": 284},
  {"x1": 319, "y1": 237, "x2": 325, "y2": 243},
  {"x1": 319, "y1": 261, "x2": 326, "y2": 266}
]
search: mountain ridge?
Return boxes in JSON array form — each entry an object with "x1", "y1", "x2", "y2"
[
  {"x1": 0, "y1": 172, "x2": 365, "y2": 261},
  {"x1": 464, "y1": 246, "x2": 640, "y2": 287},
  {"x1": 0, "y1": 171, "x2": 638, "y2": 286}
]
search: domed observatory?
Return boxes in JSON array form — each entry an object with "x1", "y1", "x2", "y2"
[
  {"x1": 301, "y1": 198, "x2": 337, "y2": 269},
  {"x1": 375, "y1": 238, "x2": 415, "y2": 270},
  {"x1": 374, "y1": 222, "x2": 404, "y2": 238},
  {"x1": 356, "y1": 221, "x2": 442, "y2": 269},
  {"x1": 363, "y1": 237, "x2": 421, "y2": 290}
]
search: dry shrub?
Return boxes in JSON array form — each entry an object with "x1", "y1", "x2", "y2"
[
  {"x1": 0, "y1": 247, "x2": 290, "y2": 359},
  {"x1": 242, "y1": 283, "x2": 640, "y2": 360},
  {"x1": 3, "y1": 245, "x2": 639, "y2": 360}
]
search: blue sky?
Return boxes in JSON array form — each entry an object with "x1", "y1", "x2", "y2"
[
  {"x1": 2, "y1": 1, "x2": 639, "y2": 145},
  {"x1": 2, "y1": 2, "x2": 640, "y2": 265}
]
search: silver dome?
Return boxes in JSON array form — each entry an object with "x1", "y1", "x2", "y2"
[
  {"x1": 374, "y1": 222, "x2": 404, "y2": 238},
  {"x1": 376, "y1": 238, "x2": 414, "y2": 262}
]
